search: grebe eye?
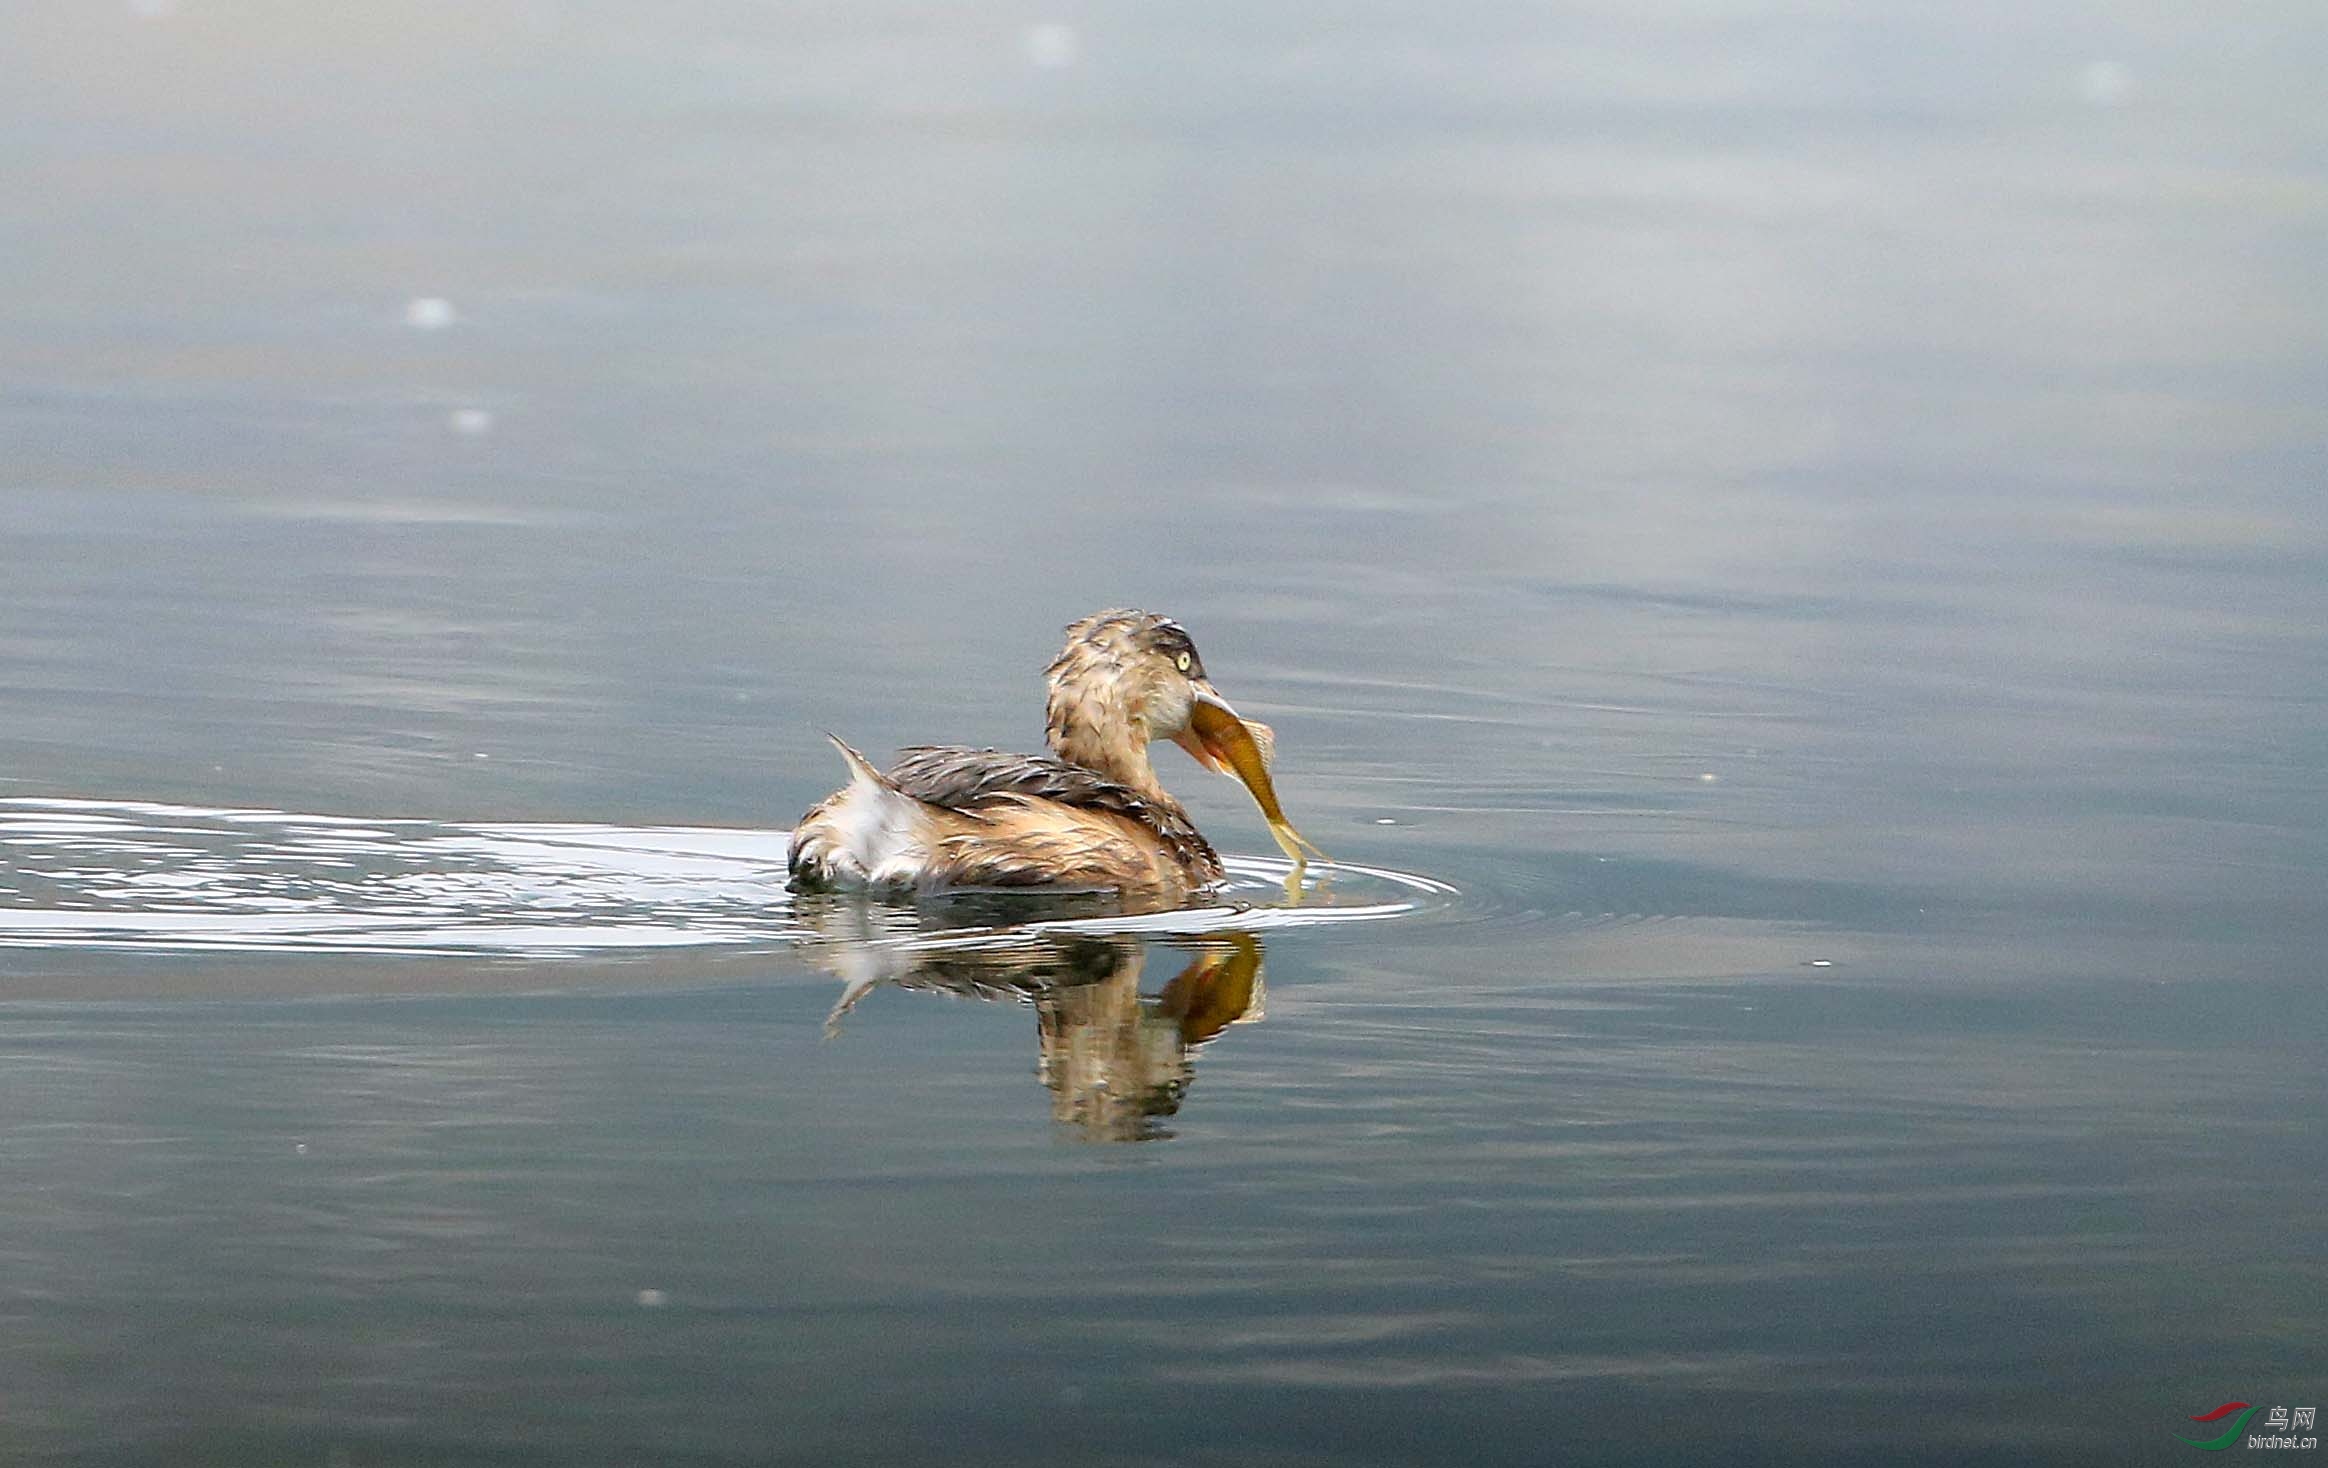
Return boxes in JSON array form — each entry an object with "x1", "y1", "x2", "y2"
[{"x1": 1176, "y1": 652, "x2": 1191, "y2": 672}]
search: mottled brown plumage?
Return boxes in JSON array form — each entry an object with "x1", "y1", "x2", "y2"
[
  {"x1": 888, "y1": 744, "x2": 1220, "y2": 884},
  {"x1": 1042, "y1": 610, "x2": 1204, "y2": 798},
  {"x1": 786, "y1": 610, "x2": 1319, "y2": 897}
]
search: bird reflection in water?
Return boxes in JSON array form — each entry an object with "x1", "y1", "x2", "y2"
[
  {"x1": 1034, "y1": 933, "x2": 1262, "y2": 1140},
  {"x1": 795, "y1": 895, "x2": 1264, "y2": 1142}
]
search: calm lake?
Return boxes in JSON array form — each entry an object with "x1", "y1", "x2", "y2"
[{"x1": 5, "y1": 1, "x2": 2324, "y2": 1463}]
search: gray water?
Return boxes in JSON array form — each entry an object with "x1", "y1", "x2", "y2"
[{"x1": 6, "y1": 1, "x2": 2326, "y2": 1463}]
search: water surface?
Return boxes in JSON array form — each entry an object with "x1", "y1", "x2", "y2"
[{"x1": 4, "y1": 0, "x2": 2325, "y2": 1463}]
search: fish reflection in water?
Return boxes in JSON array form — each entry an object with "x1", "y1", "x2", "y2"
[{"x1": 795, "y1": 895, "x2": 1264, "y2": 1142}]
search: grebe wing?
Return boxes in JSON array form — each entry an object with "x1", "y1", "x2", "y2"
[
  {"x1": 887, "y1": 746, "x2": 1155, "y2": 820},
  {"x1": 885, "y1": 745, "x2": 1221, "y2": 883}
]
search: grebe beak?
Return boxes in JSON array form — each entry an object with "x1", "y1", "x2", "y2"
[{"x1": 1174, "y1": 685, "x2": 1330, "y2": 867}]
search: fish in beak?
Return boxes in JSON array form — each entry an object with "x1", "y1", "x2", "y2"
[{"x1": 1172, "y1": 685, "x2": 1330, "y2": 868}]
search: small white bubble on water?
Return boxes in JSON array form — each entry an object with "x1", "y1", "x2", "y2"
[
  {"x1": 1808, "y1": 959, "x2": 1834, "y2": 968},
  {"x1": 2077, "y1": 60, "x2": 2135, "y2": 106},
  {"x1": 1025, "y1": 23, "x2": 1078, "y2": 68},
  {"x1": 1375, "y1": 817, "x2": 1397, "y2": 825},
  {"x1": 636, "y1": 1289, "x2": 668, "y2": 1308},
  {"x1": 1698, "y1": 772, "x2": 1718, "y2": 783},
  {"x1": 293, "y1": 1142, "x2": 308, "y2": 1154},
  {"x1": 448, "y1": 407, "x2": 494, "y2": 436},
  {"x1": 403, "y1": 297, "x2": 458, "y2": 330}
]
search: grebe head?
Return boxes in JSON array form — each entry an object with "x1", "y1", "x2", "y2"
[{"x1": 1046, "y1": 610, "x2": 1328, "y2": 866}]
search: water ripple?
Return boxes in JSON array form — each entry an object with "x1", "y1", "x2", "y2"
[{"x1": 0, "y1": 798, "x2": 1455, "y2": 960}]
